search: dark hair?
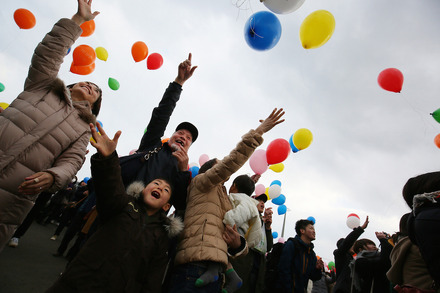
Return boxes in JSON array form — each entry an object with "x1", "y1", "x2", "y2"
[
  {"x1": 295, "y1": 219, "x2": 314, "y2": 236},
  {"x1": 232, "y1": 175, "x2": 255, "y2": 196},
  {"x1": 199, "y1": 158, "x2": 218, "y2": 174},
  {"x1": 402, "y1": 171, "x2": 440, "y2": 208},
  {"x1": 67, "y1": 82, "x2": 102, "y2": 117},
  {"x1": 353, "y1": 238, "x2": 375, "y2": 254},
  {"x1": 336, "y1": 238, "x2": 345, "y2": 249}
]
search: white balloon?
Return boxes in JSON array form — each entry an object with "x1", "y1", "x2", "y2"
[
  {"x1": 189, "y1": 162, "x2": 199, "y2": 168},
  {"x1": 346, "y1": 214, "x2": 360, "y2": 229},
  {"x1": 268, "y1": 184, "x2": 282, "y2": 199},
  {"x1": 263, "y1": 0, "x2": 306, "y2": 15}
]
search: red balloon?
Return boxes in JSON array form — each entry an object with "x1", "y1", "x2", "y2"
[
  {"x1": 14, "y1": 8, "x2": 36, "y2": 29},
  {"x1": 378, "y1": 68, "x2": 404, "y2": 93},
  {"x1": 73, "y1": 45, "x2": 96, "y2": 66},
  {"x1": 266, "y1": 138, "x2": 290, "y2": 165},
  {"x1": 70, "y1": 62, "x2": 95, "y2": 75},
  {"x1": 131, "y1": 41, "x2": 148, "y2": 62},
  {"x1": 80, "y1": 20, "x2": 95, "y2": 37},
  {"x1": 434, "y1": 134, "x2": 440, "y2": 149},
  {"x1": 147, "y1": 53, "x2": 163, "y2": 70}
]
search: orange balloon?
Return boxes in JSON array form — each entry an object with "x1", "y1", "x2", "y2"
[
  {"x1": 435, "y1": 134, "x2": 440, "y2": 149},
  {"x1": 80, "y1": 20, "x2": 95, "y2": 37},
  {"x1": 131, "y1": 41, "x2": 148, "y2": 62},
  {"x1": 161, "y1": 137, "x2": 169, "y2": 144},
  {"x1": 14, "y1": 8, "x2": 36, "y2": 29},
  {"x1": 73, "y1": 45, "x2": 96, "y2": 66},
  {"x1": 70, "y1": 62, "x2": 96, "y2": 75}
]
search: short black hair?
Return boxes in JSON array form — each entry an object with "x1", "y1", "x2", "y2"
[
  {"x1": 353, "y1": 238, "x2": 376, "y2": 254},
  {"x1": 402, "y1": 171, "x2": 440, "y2": 208},
  {"x1": 232, "y1": 175, "x2": 255, "y2": 196},
  {"x1": 199, "y1": 158, "x2": 218, "y2": 174},
  {"x1": 295, "y1": 219, "x2": 314, "y2": 236}
]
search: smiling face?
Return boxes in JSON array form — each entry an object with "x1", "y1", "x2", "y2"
[
  {"x1": 70, "y1": 81, "x2": 101, "y2": 106},
  {"x1": 142, "y1": 179, "x2": 172, "y2": 215},
  {"x1": 168, "y1": 129, "x2": 192, "y2": 152},
  {"x1": 256, "y1": 200, "x2": 265, "y2": 213}
]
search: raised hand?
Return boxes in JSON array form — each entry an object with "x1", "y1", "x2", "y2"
[
  {"x1": 255, "y1": 108, "x2": 285, "y2": 134},
  {"x1": 89, "y1": 123, "x2": 121, "y2": 158},
  {"x1": 174, "y1": 53, "x2": 198, "y2": 86},
  {"x1": 72, "y1": 0, "x2": 100, "y2": 26}
]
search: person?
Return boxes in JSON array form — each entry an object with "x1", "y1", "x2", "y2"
[
  {"x1": 402, "y1": 171, "x2": 440, "y2": 289},
  {"x1": 277, "y1": 219, "x2": 324, "y2": 293},
  {"x1": 349, "y1": 232, "x2": 393, "y2": 293},
  {"x1": 332, "y1": 216, "x2": 369, "y2": 293},
  {"x1": 118, "y1": 53, "x2": 198, "y2": 214},
  {"x1": 0, "y1": 0, "x2": 103, "y2": 251},
  {"x1": 168, "y1": 108, "x2": 285, "y2": 293},
  {"x1": 311, "y1": 264, "x2": 336, "y2": 293},
  {"x1": 46, "y1": 122, "x2": 184, "y2": 292}
]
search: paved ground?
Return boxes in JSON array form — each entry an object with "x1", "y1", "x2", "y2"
[{"x1": 0, "y1": 223, "x2": 70, "y2": 293}]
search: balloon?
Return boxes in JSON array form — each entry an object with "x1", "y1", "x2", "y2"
[
  {"x1": 162, "y1": 138, "x2": 169, "y2": 144},
  {"x1": 147, "y1": 53, "x2": 163, "y2": 70},
  {"x1": 244, "y1": 11, "x2": 282, "y2": 51},
  {"x1": 255, "y1": 183, "x2": 265, "y2": 195},
  {"x1": 299, "y1": 10, "x2": 335, "y2": 49},
  {"x1": 83, "y1": 177, "x2": 90, "y2": 183},
  {"x1": 0, "y1": 83, "x2": 5, "y2": 92},
  {"x1": 189, "y1": 162, "x2": 198, "y2": 168},
  {"x1": 266, "y1": 138, "x2": 290, "y2": 165},
  {"x1": 249, "y1": 149, "x2": 268, "y2": 175},
  {"x1": 269, "y1": 163, "x2": 284, "y2": 173},
  {"x1": 272, "y1": 194, "x2": 286, "y2": 205},
  {"x1": 199, "y1": 154, "x2": 210, "y2": 167},
  {"x1": 272, "y1": 231, "x2": 279, "y2": 238},
  {"x1": 108, "y1": 78, "x2": 120, "y2": 91},
  {"x1": 67, "y1": 47, "x2": 71, "y2": 55},
  {"x1": 278, "y1": 237, "x2": 285, "y2": 243},
  {"x1": 328, "y1": 261, "x2": 335, "y2": 270},
  {"x1": 277, "y1": 204, "x2": 287, "y2": 215},
  {"x1": 189, "y1": 166, "x2": 199, "y2": 178},
  {"x1": 70, "y1": 62, "x2": 95, "y2": 75},
  {"x1": 270, "y1": 180, "x2": 282, "y2": 186},
  {"x1": 289, "y1": 134, "x2": 299, "y2": 153},
  {"x1": 73, "y1": 45, "x2": 96, "y2": 66},
  {"x1": 268, "y1": 184, "x2": 282, "y2": 199},
  {"x1": 263, "y1": 0, "x2": 305, "y2": 14},
  {"x1": 307, "y1": 216, "x2": 316, "y2": 224},
  {"x1": 346, "y1": 213, "x2": 360, "y2": 229},
  {"x1": 95, "y1": 47, "x2": 108, "y2": 61},
  {"x1": 431, "y1": 108, "x2": 440, "y2": 123},
  {"x1": 0, "y1": 102, "x2": 9, "y2": 109},
  {"x1": 96, "y1": 120, "x2": 103, "y2": 128},
  {"x1": 378, "y1": 68, "x2": 404, "y2": 93},
  {"x1": 13, "y1": 9, "x2": 36, "y2": 30},
  {"x1": 129, "y1": 149, "x2": 138, "y2": 155},
  {"x1": 265, "y1": 187, "x2": 270, "y2": 198},
  {"x1": 80, "y1": 20, "x2": 95, "y2": 37},
  {"x1": 293, "y1": 128, "x2": 313, "y2": 150},
  {"x1": 132, "y1": 41, "x2": 148, "y2": 62},
  {"x1": 434, "y1": 134, "x2": 440, "y2": 149}
]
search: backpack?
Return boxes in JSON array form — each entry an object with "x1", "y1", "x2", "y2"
[{"x1": 263, "y1": 237, "x2": 300, "y2": 292}]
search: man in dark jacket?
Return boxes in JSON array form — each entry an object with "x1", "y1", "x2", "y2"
[
  {"x1": 277, "y1": 219, "x2": 324, "y2": 293},
  {"x1": 119, "y1": 53, "x2": 198, "y2": 213}
]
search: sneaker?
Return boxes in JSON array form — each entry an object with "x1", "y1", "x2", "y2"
[
  {"x1": 50, "y1": 235, "x2": 58, "y2": 241},
  {"x1": 8, "y1": 237, "x2": 19, "y2": 248}
]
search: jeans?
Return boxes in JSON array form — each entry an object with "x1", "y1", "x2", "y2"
[{"x1": 168, "y1": 262, "x2": 222, "y2": 293}]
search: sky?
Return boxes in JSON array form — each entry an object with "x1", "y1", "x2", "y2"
[{"x1": 1, "y1": 0, "x2": 440, "y2": 263}]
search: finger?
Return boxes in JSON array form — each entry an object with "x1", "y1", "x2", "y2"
[
  {"x1": 95, "y1": 122, "x2": 106, "y2": 137},
  {"x1": 188, "y1": 53, "x2": 192, "y2": 61},
  {"x1": 189, "y1": 66, "x2": 197, "y2": 75},
  {"x1": 112, "y1": 130, "x2": 122, "y2": 143}
]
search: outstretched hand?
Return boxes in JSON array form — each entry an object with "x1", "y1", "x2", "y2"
[
  {"x1": 72, "y1": 0, "x2": 100, "y2": 26},
  {"x1": 174, "y1": 53, "x2": 197, "y2": 86},
  {"x1": 89, "y1": 123, "x2": 121, "y2": 158},
  {"x1": 255, "y1": 108, "x2": 285, "y2": 134},
  {"x1": 361, "y1": 215, "x2": 369, "y2": 229}
]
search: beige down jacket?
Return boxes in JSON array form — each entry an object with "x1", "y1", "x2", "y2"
[
  {"x1": 0, "y1": 18, "x2": 95, "y2": 248},
  {"x1": 174, "y1": 129, "x2": 263, "y2": 267}
]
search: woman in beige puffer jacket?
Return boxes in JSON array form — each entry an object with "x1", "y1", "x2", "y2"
[{"x1": 0, "y1": 0, "x2": 102, "y2": 251}]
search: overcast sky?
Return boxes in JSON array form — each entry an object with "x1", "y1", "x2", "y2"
[{"x1": 1, "y1": 0, "x2": 440, "y2": 263}]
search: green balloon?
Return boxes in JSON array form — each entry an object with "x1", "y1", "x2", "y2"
[
  {"x1": 0, "y1": 83, "x2": 5, "y2": 92},
  {"x1": 328, "y1": 261, "x2": 335, "y2": 270},
  {"x1": 431, "y1": 108, "x2": 440, "y2": 123},
  {"x1": 108, "y1": 78, "x2": 120, "y2": 91}
]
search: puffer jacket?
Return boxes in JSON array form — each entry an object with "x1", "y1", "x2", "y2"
[
  {"x1": 0, "y1": 18, "x2": 95, "y2": 247},
  {"x1": 174, "y1": 129, "x2": 263, "y2": 267}
]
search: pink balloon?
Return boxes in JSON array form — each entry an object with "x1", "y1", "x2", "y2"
[
  {"x1": 249, "y1": 149, "x2": 268, "y2": 175},
  {"x1": 199, "y1": 154, "x2": 209, "y2": 167},
  {"x1": 129, "y1": 149, "x2": 137, "y2": 155},
  {"x1": 266, "y1": 138, "x2": 290, "y2": 165},
  {"x1": 255, "y1": 183, "x2": 266, "y2": 195},
  {"x1": 278, "y1": 237, "x2": 285, "y2": 243}
]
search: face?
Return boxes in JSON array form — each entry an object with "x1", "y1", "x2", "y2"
[
  {"x1": 256, "y1": 200, "x2": 265, "y2": 213},
  {"x1": 364, "y1": 243, "x2": 378, "y2": 251},
  {"x1": 168, "y1": 129, "x2": 192, "y2": 152},
  {"x1": 301, "y1": 224, "x2": 316, "y2": 242},
  {"x1": 70, "y1": 81, "x2": 101, "y2": 106},
  {"x1": 142, "y1": 179, "x2": 172, "y2": 214}
]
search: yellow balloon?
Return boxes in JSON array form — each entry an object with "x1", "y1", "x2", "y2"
[
  {"x1": 265, "y1": 187, "x2": 270, "y2": 200},
  {"x1": 0, "y1": 102, "x2": 9, "y2": 109},
  {"x1": 293, "y1": 128, "x2": 313, "y2": 150},
  {"x1": 269, "y1": 163, "x2": 284, "y2": 173},
  {"x1": 299, "y1": 10, "x2": 335, "y2": 49},
  {"x1": 95, "y1": 47, "x2": 108, "y2": 61}
]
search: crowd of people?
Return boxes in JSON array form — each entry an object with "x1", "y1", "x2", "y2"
[{"x1": 0, "y1": 1, "x2": 439, "y2": 292}]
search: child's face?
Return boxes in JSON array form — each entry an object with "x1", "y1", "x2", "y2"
[{"x1": 142, "y1": 179, "x2": 172, "y2": 213}]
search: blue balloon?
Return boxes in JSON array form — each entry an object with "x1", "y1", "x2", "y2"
[
  {"x1": 272, "y1": 194, "x2": 286, "y2": 205},
  {"x1": 277, "y1": 204, "x2": 287, "y2": 215},
  {"x1": 244, "y1": 11, "x2": 282, "y2": 51},
  {"x1": 189, "y1": 166, "x2": 199, "y2": 178},
  {"x1": 272, "y1": 231, "x2": 278, "y2": 238},
  {"x1": 83, "y1": 177, "x2": 90, "y2": 183},
  {"x1": 66, "y1": 47, "x2": 71, "y2": 55},
  {"x1": 307, "y1": 216, "x2": 316, "y2": 224},
  {"x1": 270, "y1": 180, "x2": 282, "y2": 187},
  {"x1": 289, "y1": 134, "x2": 299, "y2": 153}
]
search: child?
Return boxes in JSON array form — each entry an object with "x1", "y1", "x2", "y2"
[
  {"x1": 168, "y1": 108, "x2": 285, "y2": 293},
  {"x1": 46, "y1": 123, "x2": 183, "y2": 293}
]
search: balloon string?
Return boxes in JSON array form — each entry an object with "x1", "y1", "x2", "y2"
[{"x1": 402, "y1": 92, "x2": 438, "y2": 133}]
